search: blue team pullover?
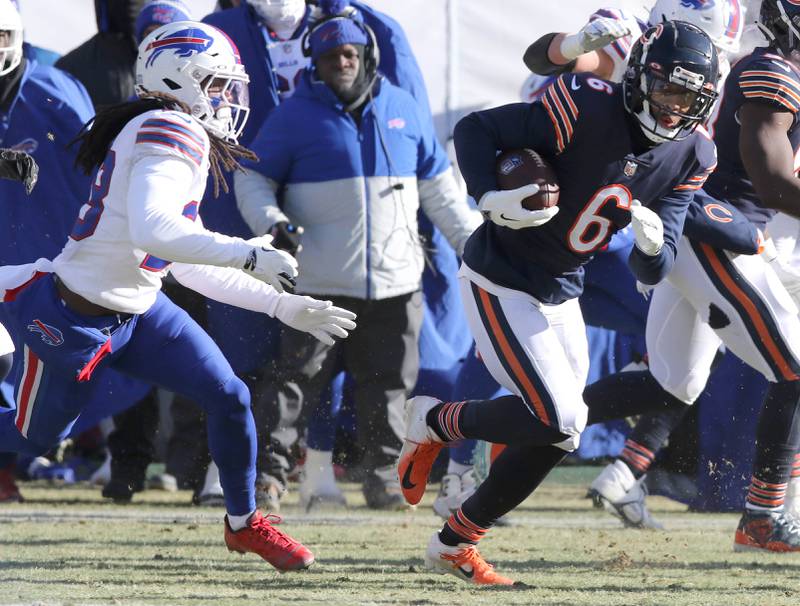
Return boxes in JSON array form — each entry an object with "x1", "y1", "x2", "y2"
[{"x1": 0, "y1": 60, "x2": 94, "y2": 267}]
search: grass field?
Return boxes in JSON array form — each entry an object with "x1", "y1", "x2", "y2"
[{"x1": 2, "y1": 466, "x2": 800, "y2": 606}]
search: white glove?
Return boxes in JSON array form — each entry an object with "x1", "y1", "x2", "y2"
[
  {"x1": 761, "y1": 237, "x2": 800, "y2": 309},
  {"x1": 242, "y1": 235, "x2": 299, "y2": 293},
  {"x1": 479, "y1": 185, "x2": 559, "y2": 230},
  {"x1": 629, "y1": 199, "x2": 664, "y2": 256},
  {"x1": 560, "y1": 16, "x2": 631, "y2": 60},
  {"x1": 274, "y1": 295, "x2": 357, "y2": 346}
]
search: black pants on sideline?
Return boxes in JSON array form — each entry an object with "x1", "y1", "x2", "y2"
[{"x1": 252, "y1": 291, "x2": 424, "y2": 472}]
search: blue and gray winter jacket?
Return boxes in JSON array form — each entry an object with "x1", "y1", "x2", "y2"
[{"x1": 237, "y1": 71, "x2": 480, "y2": 300}]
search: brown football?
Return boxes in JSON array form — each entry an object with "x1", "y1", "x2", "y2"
[{"x1": 495, "y1": 148, "x2": 559, "y2": 210}]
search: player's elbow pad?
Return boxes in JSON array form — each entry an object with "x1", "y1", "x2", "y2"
[{"x1": 523, "y1": 33, "x2": 577, "y2": 76}]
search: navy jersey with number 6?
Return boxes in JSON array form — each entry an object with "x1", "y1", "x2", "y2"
[{"x1": 456, "y1": 73, "x2": 718, "y2": 305}]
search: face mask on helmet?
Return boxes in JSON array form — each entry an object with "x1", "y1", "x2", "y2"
[
  {"x1": 136, "y1": 21, "x2": 251, "y2": 143},
  {"x1": 624, "y1": 21, "x2": 720, "y2": 144},
  {"x1": 758, "y1": 0, "x2": 800, "y2": 58},
  {"x1": 648, "y1": 0, "x2": 744, "y2": 57},
  {"x1": 247, "y1": 0, "x2": 305, "y2": 32},
  {"x1": 0, "y1": 0, "x2": 23, "y2": 78}
]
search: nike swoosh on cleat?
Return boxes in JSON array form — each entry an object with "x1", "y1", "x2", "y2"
[
  {"x1": 458, "y1": 566, "x2": 474, "y2": 579},
  {"x1": 401, "y1": 461, "x2": 417, "y2": 491}
]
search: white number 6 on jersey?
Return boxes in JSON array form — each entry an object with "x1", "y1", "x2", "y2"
[{"x1": 567, "y1": 184, "x2": 632, "y2": 253}]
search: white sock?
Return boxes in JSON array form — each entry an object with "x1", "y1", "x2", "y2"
[
  {"x1": 304, "y1": 448, "x2": 335, "y2": 487},
  {"x1": 200, "y1": 462, "x2": 222, "y2": 496},
  {"x1": 447, "y1": 460, "x2": 472, "y2": 476},
  {"x1": 227, "y1": 509, "x2": 255, "y2": 531}
]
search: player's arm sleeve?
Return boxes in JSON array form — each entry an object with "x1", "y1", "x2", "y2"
[
  {"x1": 169, "y1": 261, "x2": 284, "y2": 316},
  {"x1": 453, "y1": 96, "x2": 565, "y2": 202},
  {"x1": 234, "y1": 170, "x2": 287, "y2": 237},
  {"x1": 627, "y1": 190, "x2": 690, "y2": 284},
  {"x1": 126, "y1": 154, "x2": 251, "y2": 268},
  {"x1": 682, "y1": 193, "x2": 761, "y2": 254},
  {"x1": 523, "y1": 32, "x2": 578, "y2": 76},
  {"x1": 411, "y1": 103, "x2": 482, "y2": 255}
]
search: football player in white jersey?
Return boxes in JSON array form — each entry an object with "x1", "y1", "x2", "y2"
[
  {"x1": 524, "y1": 0, "x2": 743, "y2": 83},
  {"x1": 0, "y1": 21, "x2": 357, "y2": 572}
]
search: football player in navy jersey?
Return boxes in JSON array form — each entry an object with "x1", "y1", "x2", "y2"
[
  {"x1": 580, "y1": 0, "x2": 800, "y2": 552},
  {"x1": 394, "y1": 21, "x2": 721, "y2": 585}
]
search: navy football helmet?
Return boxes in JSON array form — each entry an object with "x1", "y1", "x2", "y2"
[
  {"x1": 624, "y1": 20, "x2": 720, "y2": 143},
  {"x1": 759, "y1": 0, "x2": 800, "y2": 57}
]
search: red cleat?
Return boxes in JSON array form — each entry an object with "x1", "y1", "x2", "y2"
[
  {"x1": 224, "y1": 511, "x2": 314, "y2": 572},
  {"x1": 0, "y1": 466, "x2": 23, "y2": 503}
]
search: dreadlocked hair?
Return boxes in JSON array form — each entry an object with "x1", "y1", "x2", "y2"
[{"x1": 72, "y1": 91, "x2": 258, "y2": 198}]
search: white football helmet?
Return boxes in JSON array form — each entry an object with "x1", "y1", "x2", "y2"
[
  {"x1": 136, "y1": 21, "x2": 250, "y2": 143},
  {"x1": 648, "y1": 0, "x2": 744, "y2": 55},
  {"x1": 0, "y1": 0, "x2": 23, "y2": 78}
]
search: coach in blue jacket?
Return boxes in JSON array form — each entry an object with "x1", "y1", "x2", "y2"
[{"x1": 235, "y1": 16, "x2": 481, "y2": 509}]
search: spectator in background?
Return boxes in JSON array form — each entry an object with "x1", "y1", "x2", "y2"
[
  {"x1": 135, "y1": 0, "x2": 191, "y2": 41},
  {"x1": 203, "y1": 0, "x2": 473, "y2": 512},
  {"x1": 0, "y1": 0, "x2": 94, "y2": 502},
  {"x1": 55, "y1": 0, "x2": 145, "y2": 108},
  {"x1": 235, "y1": 16, "x2": 481, "y2": 510}
]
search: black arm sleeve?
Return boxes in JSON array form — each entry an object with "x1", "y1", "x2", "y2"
[{"x1": 523, "y1": 33, "x2": 578, "y2": 76}]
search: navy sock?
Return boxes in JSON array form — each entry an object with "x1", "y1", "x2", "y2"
[
  {"x1": 438, "y1": 442, "x2": 567, "y2": 547},
  {"x1": 428, "y1": 395, "x2": 568, "y2": 446},
  {"x1": 747, "y1": 380, "x2": 800, "y2": 510},
  {"x1": 621, "y1": 405, "x2": 689, "y2": 478},
  {"x1": 585, "y1": 370, "x2": 687, "y2": 425}
]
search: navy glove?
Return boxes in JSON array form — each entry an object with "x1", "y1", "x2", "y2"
[{"x1": 269, "y1": 221, "x2": 304, "y2": 256}]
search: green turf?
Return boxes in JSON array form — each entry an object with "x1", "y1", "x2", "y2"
[{"x1": 2, "y1": 467, "x2": 799, "y2": 605}]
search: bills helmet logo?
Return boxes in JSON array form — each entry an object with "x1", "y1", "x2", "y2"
[
  {"x1": 145, "y1": 28, "x2": 214, "y2": 68},
  {"x1": 680, "y1": 0, "x2": 715, "y2": 8},
  {"x1": 27, "y1": 319, "x2": 64, "y2": 346}
]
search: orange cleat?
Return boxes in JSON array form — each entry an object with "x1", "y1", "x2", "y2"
[
  {"x1": 224, "y1": 511, "x2": 314, "y2": 571},
  {"x1": 397, "y1": 396, "x2": 445, "y2": 505},
  {"x1": 424, "y1": 532, "x2": 514, "y2": 586},
  {"x1": 734, "y1": 510, "x2": 800, "y2": 553}
]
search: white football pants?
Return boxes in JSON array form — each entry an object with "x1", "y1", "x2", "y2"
[{"x1": 458, "y1": 266, "x2": 589, "y2": 452}]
